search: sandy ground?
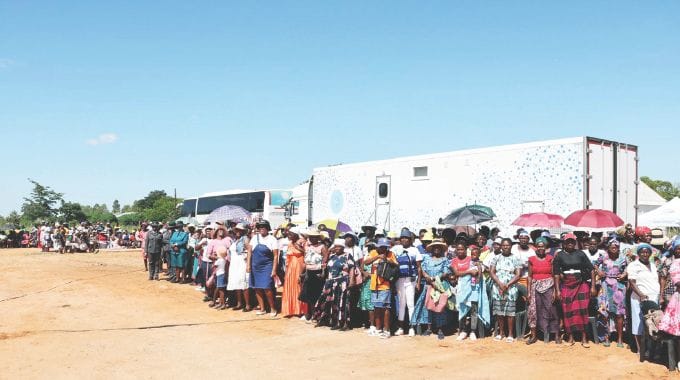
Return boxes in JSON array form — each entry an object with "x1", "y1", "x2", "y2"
[{"x1": 0, "y1": 248, "x2": 675, "y2": 380}]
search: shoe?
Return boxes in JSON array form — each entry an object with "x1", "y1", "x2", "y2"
[
  {"x1": 494, "y1": 335, "x2": 503, "y2": 341},
  {"x1": 526, "y1": 337, "x2": 537, "y2": 345},
  {"x1": 300, "y1": 316, "x2": 307, "y2": 321},
  {"x1": 469, "y1": 332, "x2": 477, "y2": 341},
  {"x1": 394, "y1": 328, "x2": 404, "y2": 336},
  {"x1": 194, "y1": 286, "x2": 204, "y2": 291},
  {"x1": 408, "y1": 328, "x2": 416, "y2": 337},
  {"x1": 602, "y1": 341, "x2": 611, "y2": 347},
  {"x1": 367, "y1": 326, "x2": 377, "y2": 335},
  {"x1": 422, "y1": 329, "x2": 432, "y2": 336},
  {"x1": 616, "y1": 343, "x2": 625, "y2": 348},
  {"x1": 379, "y1": 331, "x2": 390, "y2": 339},
  {"x1": 155, "y1": 277, "x2": 160, "y2": 281},
  {"x1": 331, "y1": 326, "x2": 340, "y2": 331},
  {"x1": 269, "y1": 312, "x2": 278, "y2": 317},
  {"x1": 437, "y1": 330, "x2": 445, "y2": 340},
  {"x1": 255, "y1": 311, "x2": 267, "y2": 316},
  {"x1": 506, "y1": 337, "x2": 515, "y2": 343},
  {"x1": 456, "y1": 332, "x2": 468, "y2": 341}
]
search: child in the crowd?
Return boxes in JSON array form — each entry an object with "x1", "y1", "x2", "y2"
[
  {"x1": 211, "y1": 246, "x2": 228, "y2": 310},
  {"x1": 364, "y1": 238, "x2": 398, "y2": 339}
]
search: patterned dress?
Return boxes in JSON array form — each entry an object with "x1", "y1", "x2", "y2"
[
  {"x1": 357, "y1": 262, "x2": 374, "y2": 311},
  {"x1": 411, "y1": 255, "x2": 451, "y2": 328},
  {"x1": 312, "y1": 253, "x2": 355, "y2": 328},
  {"x1": 659, "y1": 257, "x2": 680, "y2": 336},
  {"x1": 595, "y1": 254, "x2": 627, "y2": 340},
  {"x1": 491, "y1": 254, "x2": 521, "y2": 317}
]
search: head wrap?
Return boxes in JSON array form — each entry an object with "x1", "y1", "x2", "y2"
[
  {"x1": 636, "y1": 243, "x2": 653, "y2": 255},
  {"x1": 535, "y1": 237, "x2": 548, "y2": 246},
  {"x1": 635, "y1": 226, "x2": 651, "y2": 237},
  {"x1": 607, "y1": 239, "x2": 620, "y2": 247}
]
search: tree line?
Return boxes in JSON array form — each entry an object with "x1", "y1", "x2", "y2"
[{"x1": 0, "y1": 179, "x2": 181, "y2": 229}]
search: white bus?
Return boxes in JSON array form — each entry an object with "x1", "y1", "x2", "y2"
[{"x1": 183, "y1": 189, "x2": 292, "y2": 227}]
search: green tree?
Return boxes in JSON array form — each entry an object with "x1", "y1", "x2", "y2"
[
  {"x1": 82, "y1": 204, "x2": 117, "y2": 223},
  {"x1": 118, "y1": 212, "x2": 142, "y2": 226},
  {"x1": 133, "y1": 190, "x2": 167, "y2": 211},
  {"x1": 7, "y1": 211, "x2": 22, "y2": 227},
  {"x1": 21, "y1": 179, "x2": 63, "y2": 223},
  {"x1": 59, "y1": 201, "x2": 87, "y2": 224},
  {"x1": 641, "y1": 176, "x2": 680, "y2": 201},
  {"x1": 121, "y1": 204, "x2": 132, "y2": 212},
  {"x1": 142, "y1": 197, "x2": 180, "y2": 222},
  {"x1": 112, "y1": 199, "x2": 121, "y2": 214}
]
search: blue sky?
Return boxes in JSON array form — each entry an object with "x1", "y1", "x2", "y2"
[{"x1": 1, "y1": 1, "x2": 678, "y2": 215}]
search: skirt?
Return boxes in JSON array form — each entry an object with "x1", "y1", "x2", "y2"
[
  {"x1": 357, "y1": 280, "x2": 374, "y2": 311},
  {"x1": 170, "y1": 251, "x2": 186, "y2": 269},
  {"x1": 227, "y1": 255, "x2": 248, "y2": 290},
  {"x1": 529, "y1": 280, "x2": 559, "y2": 333},
  {"x1": 281, "y1": 254, "x2": 307, "y2": 316},
  {"x1": 312, "y1": 276, "x2": 351, "y2": 327},
  {"x1": 411, "y1": 283, "x2": 430, "y2": 326},
  {"x1": 659, "y1": 292, "x2": 680, "y2": 336},
  {"x1": 250, "y1": 246, "x2": 274, "y2": 289},
  {"x1": 561, "y1": 275, "x2": 590, "y2": 333},
  {"x1": 299, "y1": 270, "x2": 324, "y2": 306}
]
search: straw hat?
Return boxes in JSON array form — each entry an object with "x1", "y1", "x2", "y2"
[{"x1": 427, "y1": 239, "x2": 448, "y2": 252}]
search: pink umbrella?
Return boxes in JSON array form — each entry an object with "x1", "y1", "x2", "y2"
[
  {"x1": 563, "y1": 209, "x2": 624, "y2": 231},
  {"x1": 511, "y1": 212, "x2": 564, "y2": 229}
]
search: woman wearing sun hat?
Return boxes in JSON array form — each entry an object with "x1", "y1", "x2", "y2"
[
  {"x1": 411, "y1": 239, "x2": 451, "y2": 339},
  {"x1": 299, "y1": 228, "x2": 328, "y2": 322},
  {"x1": 247, "y1": 220, "x2": 279, "y2": 316},
  {"x1": 227, "y1": 223, "x2": 251, "y2": 311}
]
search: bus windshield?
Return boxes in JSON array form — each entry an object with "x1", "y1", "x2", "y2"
[
  {"x1": 180, "y1": 199, "x2": 197, "y2": 217},
  {"x1": 196, "y1": 191, "x2": 265, "y2": 215}
]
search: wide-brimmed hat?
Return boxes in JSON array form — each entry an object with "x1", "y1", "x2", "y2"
[
  {"x1": 320, "y1": 231, "x2": 330, "y2": 240},
  {"x1": 427, "y1": 239, "x2": 448, "y2": 252},
  {"x1": 167, "y1": 221, "x2": 177, "y2": 228},
  {"x1": 651, "y1": 228, "x2": 666, "y2": 246},
  {"x1": 421, "y1": 231, "x2": 434, "y2": 242},
  {"x1": 331, "y1": 239, "x2": 345, "y2": 248},
  {"x1": 234, "y1": 223, "x2": 247, "y2": 231},
  {"x1": 305, "y1": 228, "x2": 322, "y2": 237},
  {"x1": 361, "y1": 225, "x2": 377, "y2": 232},
  {"x1": 341, "y1": 232, "x2": 358, "y2": 243},
  {"x1": 400, "y1": 229, "x2": 413, "y2": 239},
  {"x1": 376, "y1": 238, "x2": 391, "y2": 248}
]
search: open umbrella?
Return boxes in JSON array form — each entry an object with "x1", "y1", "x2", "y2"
[
  {"x1": 441, "y1": 205, "x2": 495, "y2": 226},
  {"x1": 563, "y1": 209, "x2": 624, "y2": 232},
  {"x1": 176, "y1": 217, "x2": 201, "y2": 226},
  {"x1": 204, "y1": 205, "x2": 251, "y2": 223},
  {"x1": 314, "y1": 219, "x2": 353, "y2": 240},
  {"x1": 511, "y1": 212, "x2": 564, "y2": 229}
]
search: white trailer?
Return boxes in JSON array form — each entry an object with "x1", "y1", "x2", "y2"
[{"x1": 302, "y1": 137, "x2": 638, "y2": 233}]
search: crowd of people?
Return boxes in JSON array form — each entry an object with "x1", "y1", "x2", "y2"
[
  {"x1": 135, "y1": 218, "x2": 680, "y2": 367},
  {"x1": 0, "y1": 222, "x2": 144, "y2": 252}
]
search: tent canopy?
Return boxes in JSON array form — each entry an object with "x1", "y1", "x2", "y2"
[{"x1": 638, "y1": 197, "x2": 680, "y2": 227}]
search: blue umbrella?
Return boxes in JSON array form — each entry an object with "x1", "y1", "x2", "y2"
[
  {"x1": 204, "y1": 205, "x2": 251, "y2": 223},
  {"x1": 441, "y1": 205, "x2": 494, "y2": 226}
]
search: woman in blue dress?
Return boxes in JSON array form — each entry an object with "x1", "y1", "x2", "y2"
[
  {"x1": 169, "y1": 221, "x2": 189, "y2": 283},
  {"x1": 247, "y1": 220, "x2": 279, "y2": 316},
  {"x1": 411, "y1": 239, "x2": 451, "y2": 339}
]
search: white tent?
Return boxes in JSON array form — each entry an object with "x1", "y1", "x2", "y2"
[
  {"x1": 638, "y1": 197, "x2": 680, "y2": 227},
  {"x1": 638, "y1": 181, "x2": 667, "y2": 214}
]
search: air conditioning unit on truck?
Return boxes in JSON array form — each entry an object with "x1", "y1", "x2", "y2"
[{"x1": 293, "y1": 137, "x2": 638, "y2": 233}]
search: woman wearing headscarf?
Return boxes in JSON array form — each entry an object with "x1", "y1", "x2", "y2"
[
  {"x1": 452, "y1": 243, "x2": 489, "y2": 341},
  {"x1": 226, "y1": 223, "x2": 251, "y2": 311},
  {"x1": 299, "y1": 229, "x2": 328, "y2": 322},
  {"x1": 412, "y1": 239, "x2": 451, "y2": 339},
  {"x1": 357, "y1": 239, "x2": 377, "y2": 332},
  {"x1": 628, "y1": 243, "x2": 661, "y2": 359},
  {"x1": 312, "y1": 239, "x2": 356, "y2": 330},
  {"x1": 281, "y1": 227, "x2": 307, "y2": 317},
  {"x1": 553, "y1": 233, "x2": 596, "y2": 347},
  {"x1": 246, "y1": 220, "x2": 279, "y2": 316},
  {"x1": 526, "y1": 237, "x2": 560, "y2": 344},
  {"x1": 490, "y1": 238, "x2": 522, "y2": 343},
  {"x1": 594, "y1": 239, "x2": 627, "y2": 347}
]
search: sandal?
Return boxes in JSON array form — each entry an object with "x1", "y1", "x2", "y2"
[
  {"x1": 581, "y1": 342, "x2": 590, "y2": 348},
  {"x1": 242, "y1": 307, "x2": 252, "y2": 313},
  {"x1": 218, "y1": 304, "x2": 227, "y2": 310},
  {"x1": 208, "y1": 302, "x2": 216, "y2": 307}
]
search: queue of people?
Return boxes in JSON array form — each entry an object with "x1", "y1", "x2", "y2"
[{"x1": 139, "y1": 219, "x2": 679, "y2": 366}]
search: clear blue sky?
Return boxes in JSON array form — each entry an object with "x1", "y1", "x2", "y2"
[{"x1": 1, "y1": 1, "x2": 678, "y2": 215}]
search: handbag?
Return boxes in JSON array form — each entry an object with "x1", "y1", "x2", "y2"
[
  {"x1": 425, "y1": 285, "x2": 448, "y2": 313},
  {"x1": 376, "y1": 261, "x2": 399, "y2": 282},
  {"x1": 348, "y1": 266, "x2": 364, "y2": 288}
]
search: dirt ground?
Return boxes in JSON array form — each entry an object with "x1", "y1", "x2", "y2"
[{"x1": 0, "y1": 248, "x2": 675, "y2": 380}]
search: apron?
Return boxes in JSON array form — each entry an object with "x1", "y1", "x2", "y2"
[{"x1": 250, "y1": 235, "x2": 274, "y2": 289}]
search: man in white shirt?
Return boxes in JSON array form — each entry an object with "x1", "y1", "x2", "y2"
[
  {"x1": 391, "y1": 228, "x2": 423, "y2": 337},
  {"x1": 511, "y1": 230, "x2": 535, "y2": 279},
  {"x1": 627, "y1": 244, "x2": 660, "y2": 356}
]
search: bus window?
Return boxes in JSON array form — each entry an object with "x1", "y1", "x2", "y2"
[{"x1": 181, "y1": 199, "x2": 197, "y2": 217}]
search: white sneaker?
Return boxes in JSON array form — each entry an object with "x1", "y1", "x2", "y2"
[
  {"x1": 379, "y1": 331, "x2": 391, "y2": 339},
  {"x1": 299, "y1": 315, "x2": 307, "y2": 321},
  {"x1": 408, "y1": 328, "x2": 416, "y2": 337},
  {"x1": 368, "y1": 327, "x2": 379, "y2": 336},
  {"x1": 469, "y1": 332, "x2": 477, "y2": 341},
  {"x1": 394, "y1": 328, "x2": 404, "y2": 336},
  {"x1": 456, "y1": 332, "x2": 468, "y2": 341},
  {"x1": 194, "y1": 286, "x2": 204, "y2": 291}
]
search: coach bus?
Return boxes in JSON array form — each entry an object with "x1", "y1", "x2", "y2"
[{"x1": 181, "y1": 189, "x2": 292, "y2": 227}]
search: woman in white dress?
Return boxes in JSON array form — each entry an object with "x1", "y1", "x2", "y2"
[{"x1": 227, "y1": 223, "x2": 251, "y2": 311}]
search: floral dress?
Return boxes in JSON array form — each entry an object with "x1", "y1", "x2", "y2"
[
  {"x1": 659, "y1": 258, "x2": 680, "y2": 336},
  {"x1": 411, "y1": 255, "x2": 451, "y2": 328},
  {"x1": 491, "y1": 254, "x2": 521, "y2": 317},
  {"x1": 595, "y1": 254, "x2": 627, "y2": 340},
  {"x1": 357, "y1": 261, "x2": 374, "y2": 311},
  {"x1": 312, "y1": 252, "x2": 355, "y2": 328}
]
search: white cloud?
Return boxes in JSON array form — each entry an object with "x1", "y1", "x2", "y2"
[
  {"x1": 0, "y1": 58, "x2": 15, "y2": 70},
  {"x1": 86, "y1": 133, "x2": 119, "y2": 146}
]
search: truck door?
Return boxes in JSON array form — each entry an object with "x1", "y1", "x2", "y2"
[{"x1": 375, "y1": 175, "x2": 391, "y2": 232}]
